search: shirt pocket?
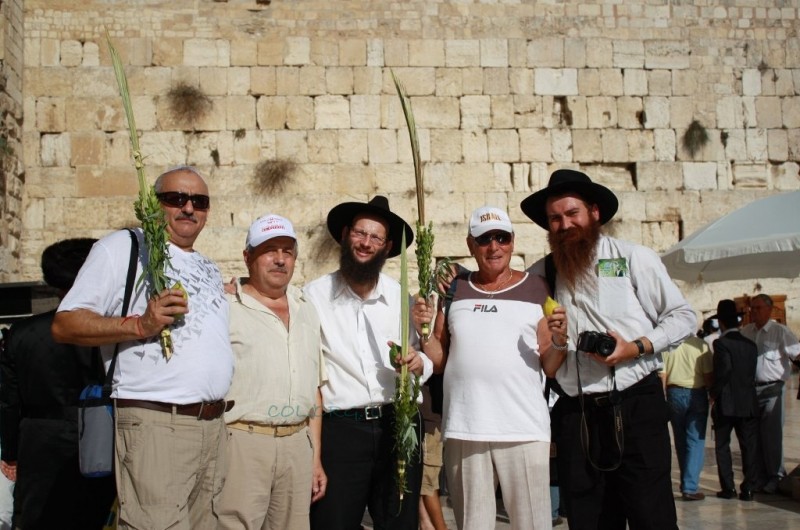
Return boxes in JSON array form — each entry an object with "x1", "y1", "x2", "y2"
[
  {"x1": 597, "y1": 276, "x2": 635, "y2": 317},
  {"x1": 761, "y1": 340, "x2": 782, "y2": 360}
]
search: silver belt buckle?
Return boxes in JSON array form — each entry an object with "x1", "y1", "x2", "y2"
[{"x1": 364, "y1": 405, "x2": 382, "y2": 420}]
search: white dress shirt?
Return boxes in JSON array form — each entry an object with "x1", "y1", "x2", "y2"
[
  {"x1": 741, "y1": 320, "x2": 800, "y2": 383},
  {"x1": 529, "y1": 235, "x2": 696, "y2": 396},
  {"x1": 303, "y1": 271, "x2": 433, "y2": 412}
]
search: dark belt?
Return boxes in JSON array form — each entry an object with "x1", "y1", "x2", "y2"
[
  {"x1": 587, "y1": 371, "x2": 661, "y2": 407},
  {"x1": 116, "y1": 399, "x2": 235, "y2": 421},
  {"x1": 323, "y1": 403, "x2": 393, "y2": 421},
  {"x1": 755, "y1": 380, "x2": 783, "y2": 387}
]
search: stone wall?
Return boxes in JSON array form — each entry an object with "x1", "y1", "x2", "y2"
[
  {"x1": 0, "y1": 0, "x2": 24, "y2": 281},
  {"x1": 14, "y1": 0, "x2": 800, "y2": 328}
]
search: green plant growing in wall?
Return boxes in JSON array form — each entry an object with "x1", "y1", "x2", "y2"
[
  {"x1": 682, "y1": 120, "x2": 709, "y2": 158},
  {"x1": 253, "y1": 158, "x2": 297, "y2": 194},
  {"x1": 167, "y1": 83, "x2": 212, "y2": 122}
]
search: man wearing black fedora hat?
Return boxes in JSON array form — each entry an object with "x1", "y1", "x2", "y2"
[
  {"x1": 304, "y1": 195, "x2": 433, "y2": 530},
  {"x1": 522, "y1": 169, "x2": 696, "y2": 530},
  {"x1": 709, "y1": 299, "x2": 759, "y2": 501}
]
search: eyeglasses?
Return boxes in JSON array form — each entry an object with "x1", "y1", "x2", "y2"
[
  {"x1": 349, "y1": 227, "x2": 387, "y2": 247},
  {"x1": 473, "y1": 232, "x2": 512, "y2": 246},
  {"x1": 156, "y1": 192, "x2": 210, "y2": 211}
]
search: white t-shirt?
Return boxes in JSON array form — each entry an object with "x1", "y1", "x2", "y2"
[
  {"x1": 443, "y1": 272, "x2": 551, "y2": 443},
  {"x1": 58, "y1": 229, "x2": 233, "y2": 403}
]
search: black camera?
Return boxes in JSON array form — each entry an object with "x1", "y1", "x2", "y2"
[{"x1": 576, "y1": 331, "x2": 617, "y2": 357}]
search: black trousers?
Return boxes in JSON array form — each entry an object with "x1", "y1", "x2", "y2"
[
  {"x1": 14, "y1": 418, "x2": 116, "y2": 530},
  {"x1": 310, "y1": 407, "x2": 422, "y2": 530},
  {"x1": 551, "y1": 373, "x2": 677, "y2": 530},
  {"x1": 713, "y1": 413, "x2": 759, "y2": 493}
]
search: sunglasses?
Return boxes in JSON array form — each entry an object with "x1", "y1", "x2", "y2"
[
  {"x1": 474, "y1": 232, "x2": 512, "y2": 246},
  {"x1": 156, "y1": 192, "x2": 210, "y2": 210}
]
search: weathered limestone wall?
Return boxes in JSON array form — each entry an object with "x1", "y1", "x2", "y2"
[
  {"x1": 14, "y1": 0, "x2": 800, "y2": 328},
  {"x1": 0, "y1": 0, "x2": 24, "y2": 281}
]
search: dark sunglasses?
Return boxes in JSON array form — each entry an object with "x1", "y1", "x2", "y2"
[
  {"x1": 474, "y1": 232, "x2": 512, "y2": 246},
  {"x1": 156, "y1": 191, "x2": 210, "y2": 210}
]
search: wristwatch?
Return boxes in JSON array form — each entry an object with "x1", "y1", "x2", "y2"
[{"x1": 633, "y1": 339, "x2": 646, "y2": 360}]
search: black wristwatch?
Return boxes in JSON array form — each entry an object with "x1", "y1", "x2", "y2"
[{"x1": 633, "y1": 339, "x2": 646, "y2": 359}]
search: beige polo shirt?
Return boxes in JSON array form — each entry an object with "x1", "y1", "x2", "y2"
[{"x1": 224, "y1": 281, "x2": 326, "y2": 426}]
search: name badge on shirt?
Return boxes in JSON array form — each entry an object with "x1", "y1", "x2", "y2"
[{"x1": 598, "y1": 258, "x2": 628, "y2": 278}]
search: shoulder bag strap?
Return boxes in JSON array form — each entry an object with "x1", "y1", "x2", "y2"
[{"x1": 102, "y1": 229, "x2": 139, "y2": 396}]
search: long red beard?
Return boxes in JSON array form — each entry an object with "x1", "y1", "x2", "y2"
[{"x1": 548, "y1": 221, "x2": 602, "y2": 291}]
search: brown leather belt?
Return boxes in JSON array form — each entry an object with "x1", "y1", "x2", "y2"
[
  {"x1": 228, "y1": 420, "x2": 308, "y2": 437},
  {"x1": 115, "y1": 399, "x2": 235, "y2": 421}
]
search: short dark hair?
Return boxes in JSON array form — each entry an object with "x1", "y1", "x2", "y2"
[
  {"x1": 41, "y1": 238, "x2": 98, "y2": 291},
  {"x1": 751, "y1": 294, "x2": 773, "y2": 307}
]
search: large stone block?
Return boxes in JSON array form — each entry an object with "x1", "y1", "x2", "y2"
[
  {"x1": 586, "y1": 39, "x2": 612, "y2": 68},
  {"x1": 276, "y1": 67, "x2": 300, "y2": 95},
  {"x1": 577, "y1": 69, "x2": 601, "y2": 95},
  {"x1": 36, "y1": 97, "x2": 65, "y2": 132},
  {"x1": 462, "y1": 130, "x2": 488, "y2": 163},
  {"x1": 527, "y1": 38, "x2": 564, "y2": 68},
  {"x1": 647, "y1": 70, "x2": 673, "y2": 96},
  {"x1": 338, "y1": 130, "x2": 369, "y2": 164},
  {"x1": 742, "y1": 69, "x2": 762, "y2": 96},
  {"x1": 551, "y1": 129, "x2": 573, "y2": 162},
  {"x1": 339, "y1": 39, "x2": 366, "y2": 66},
  {"x1": 601, "y1": 130, "x2": 628, "y2": 162},
  {"x1": 637, "y1": 161, "x2": 682, "y2": 191},
  {"x1": 184, "y1": 39, "x2": 230, "y2": 67},
  {"x1": 623, "y1": 69, "x2": 648, "y2": 96},
  {"x1": 644, "y1": 41, "x2": 690, "y2": 70},
  {"x1": 732, "y1": 163, "x2": 769, "y2": 188},
  {"x1": 366, "y1": 39, "x2": 384, "y2": 67},
  {"x1": 642, "y1": 221, "x2": 680, "y2": 253},
  {"x1": 767, "y1": 129, "x2": 789, "y2": 161},
  {"x1": 628, "y1": 130, "x2": 655, "y2": 162},
  {"x1": 275, "y1": 130, "x2": 309, "y2": 162},
  {"x1": 285, "y1": 37, "x2": 311, "y2": 66},
  {"x1": 76, "y1": 166, "x2": 138, "y2": 197},
  {"x1": 429, "y1": 129, "x2": 463, "y2": 162},
  {"x1": 257, "y1": 40, "x2": 284, "y2": 66},
  {"x1": 672, "y1": 69, "x2": 697, "y2": 96},
  {"x1": 746, "y1": 128, "x2": 768, "y2": 161},
  {"x1": 723, "y1": 129, "x2": 747, "y2": 160},
  {"x1": 70, "y1": 132, "x2": 106, "y2": 167},
  {"x1": 307, "y1": 130, "x2": 339, "y2": 164},
  {"x1": 314, "y1": 95, "x2": 350, "y2": 129},
  {"x1": 716, "y1": 96, "x2": 744, "y2": 129},
  {"x1": 231, "y1": 39, "x2": 258, "y2": 66},
  {"x1": 683, "y1": 162, "x2": 717, "y2": 190},
  {"x1": 460, "y1": 95, "x2": 491, "y2": 129},
  {"x1": 410, "y1": 97, "x2": 460, "y2": 129},
  {"x1": 644, "y1": 96, "x2": 670, "y2": 129},
  {"x1": 487, "y1": 129, "x2": 519, "y2": 162},
  {"x1": 613, "y1": 40, "x2": 645, "y2": 69},
  {"x1": 534, "y1": 69, "x2": 578, "y2": 96},
  {"x1": 491, "y1": 96, "x2": 515, "y2": 129},
  {"x1": 513, "y1": 96, "x2": 543, "y2": 129},
  {"x1": 311, "y1": 39, "x2": 339, "y2": 67},
  {"x1": 481, "y1": 39, "x2": 508, "y2": 68},
  {"x1": 598, "y1": 69, "x2": 623, "y2": 96},
  {"x1": 251, "y1": 67, "x2": 277, "y2": 95},
  {"x1": 669, "y1": 96, "x2": 694, "y2": 130},
  {"x1": 783, "y1": 97, "x2": 800, "y2": 128},
  {"x1": 564, "y1": 38, "x2": 587, "y2": 68},
  {"x1": 755, "y1": 97, "x2": 782, "y2": 128},
  {"x1": 617, "y1": 97, "x2": 643, "y2": 129},
  {"x1": 572, "y1": 129, "x2": 602, "y2": 163},
  {"x1": 384, "y1": 39, "x2": 408, "y2": 67},
  {"x1": 60, "y1": 40, "x2": 82, "y2": 67},
  {"x1": 587, "y1": 97, "x2": 617, "y2": 128},
  {"x1": 462, "y1": 67, "x2": 484, "y2": 95},
  {"x1": 257, "y1": 96, "x2": 287, "y2": 130},
  {"x1": 520, "y1": 128, "x2": 554, "y2": 163},
  {"x1": 409, "y1": 40, "x2": 444, "y2": 67},
  {"x1": 326, "y1": 67, "x2": 354, "y2": 95},
  {"x1": 138, "y1": 132, "x2": 187, "y2": 166},
  {"x1": 509, "y1": 68, "x2": 534, "y2": 95},
  {"x1": 367, "y1": 129, "x2": 398, "y2": 164},
  {"x1": 226, "y1": 95, "x2": 256, "y2": 130},
  {"x1": 484, "y1": 68, "x2": 510, "y2": 95},
  {"x1": 771, "y1": 161, "x2": 800, "y2": 190},
  {"x1": 446, "y1": 40, "x2": 480, "y2": 67},
  {"x1": 354, "y1": 67, "x2": 383, "y2": 95},
  {"x1": 200, "y1": 67, "x2": 228, "y2": 97},
  {"x1": 385, "y1": 67, "x2": 435, "y2": 96},
  {"x1": 350, "y1": 95, "x2": 381, "y2": 129}
]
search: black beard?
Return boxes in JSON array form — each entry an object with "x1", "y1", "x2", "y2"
[{"x1": 339, "y1": 243, "x2": 388, "y2": 286}]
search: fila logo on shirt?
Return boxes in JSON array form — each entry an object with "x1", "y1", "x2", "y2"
[{"x1": 473, "y1": 304, "x2": 498, "y2": 313}]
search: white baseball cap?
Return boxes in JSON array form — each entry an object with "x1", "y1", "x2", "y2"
[
  {"x1": 246, "y1": 214, "x2": 296, "y2": 249},
  {"x1": 469, "y1": 206, "x2": 513, "y2": 237}
]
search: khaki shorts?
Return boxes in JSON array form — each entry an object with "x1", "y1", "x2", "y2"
[{"x1": 421, "y1": 423, "x2": 443, "y2": 495}]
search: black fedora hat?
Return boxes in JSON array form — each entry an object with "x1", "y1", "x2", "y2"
[
  {"x1": 326, "y1": 195, "x2": 414, "y2": 258},
  {"x1": 711, "y1": 299, "x2": 742, "y2": 326},
  {"x1": 520, "y1": 169, "x2": 619, "y2": 230}
]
